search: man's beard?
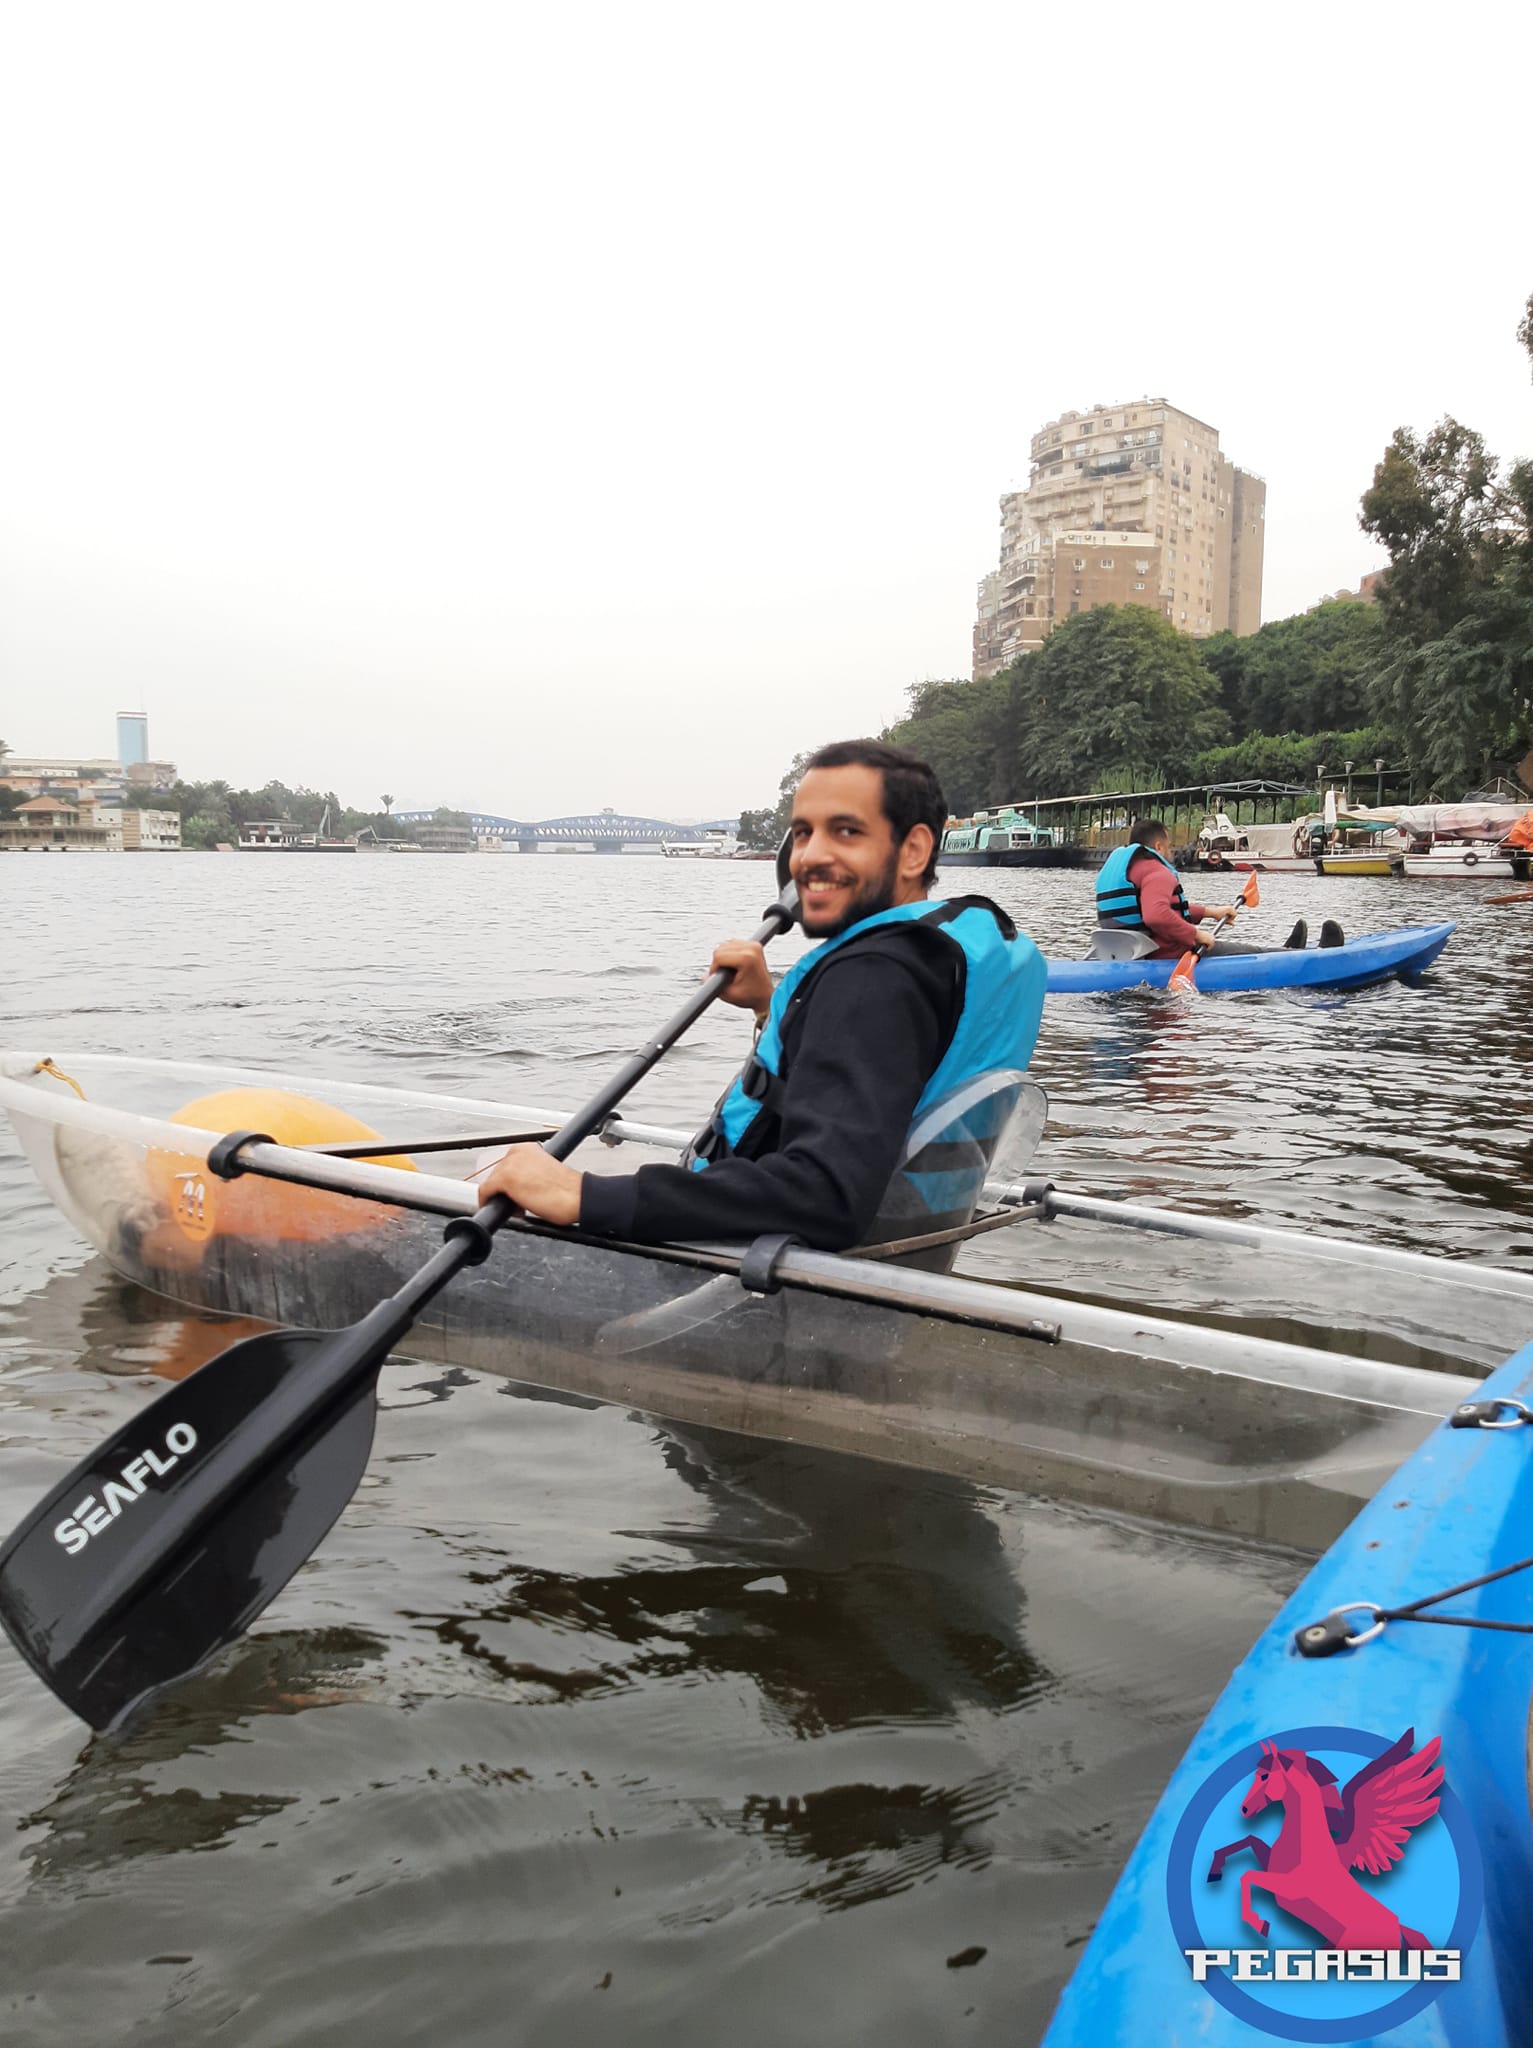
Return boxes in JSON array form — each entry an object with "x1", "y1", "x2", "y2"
[{"x1": 801, "y1": 848, "x2": 902, "y2": 936}]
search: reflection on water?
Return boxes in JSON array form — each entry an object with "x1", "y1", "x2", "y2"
[
  {"x1": 413, "y1": 1432, "x2": 1039, "y2": 1732},
  {"x1": 0, "y1": 855, "x2": 1529, "y2": 2044},
  {"x1": 18, "y1": 1626, "x2": 381, "y2": 1881}
]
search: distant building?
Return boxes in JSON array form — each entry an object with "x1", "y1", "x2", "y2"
[
  {"x1": 0, "y1": 798, "x2": 180, "y2": 851},
  {"x1": 974, "y1": 397, "x2": 1266, "y2": 678},
  {"x1": 117, "y1": 712, "x2": 149, "y2": 768},
  {"x1": 79, "y1": 802, "x2": 125, "y2": 852},
  {"x1": 0, "y1": 756, "x2": 127, "y2": 801},
  {"x1": 414, "y1": 819, "x2": 477, "y2": 852},
  {"x1": 122, "y1": 808, "x2": 182, "y2": 851},
  {"x1": 0, "y1": 796, "x2": 115, "y2": 851},
  {"x1": 1321, "y1": 571, "x2": 1387, "y2": 606}
]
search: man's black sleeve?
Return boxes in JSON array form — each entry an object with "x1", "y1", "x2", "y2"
[{"x1": 578, "y1": 941, "x2": 954, "y2": 1249}]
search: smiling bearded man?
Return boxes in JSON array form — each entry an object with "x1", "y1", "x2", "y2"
[{"x1": 476, "y1": 739, "x2": 1046, "y2": 1251}]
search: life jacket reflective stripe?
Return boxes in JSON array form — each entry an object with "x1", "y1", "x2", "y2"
[
  {"x1": 1095, "y1": 842, "x2": 1190, "y2": 932},
  {"x1": 685, "y1": 895, "x2": 1045, "y2": 1170}
]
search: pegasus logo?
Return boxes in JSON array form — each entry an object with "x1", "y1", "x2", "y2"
[
  {"x1": 1208, "y1": 1728, "x2": 1443, "y2": 1949},
  {"x1": 1167, "y1": 1722, "x2": 1480, "y2": 2040}
]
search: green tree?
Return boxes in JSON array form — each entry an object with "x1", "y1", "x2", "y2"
[
  {"x1": 740, "y1": 750, "x2": 815, "y2": 849},
  {"x1": 1201, "y1": 601, "x2": 1385, "y2": 736},
  {"x1": 882, "y1": 674, "x2": 1016, "y2": 814},
  {"x1": 1005, "y1": 606, "x2": 1227, "y2": 796},
  {"x1": 1186, "y1": 724, "x2": 1399, "y2": 792},
  {"x1": 1359, "y1": 299, "x2": 1533, "y2": 788}
]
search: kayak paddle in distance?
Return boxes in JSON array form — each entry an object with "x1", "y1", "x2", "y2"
[
  {"x1": 1172, "y1": 869, "x2": 1259, "y2": 994},
  {"x1": 0, "y1": 844, "x2": 802, "y2": 1732},
  {"x1": 1167, "y1": 950, "x2": 1199, "y2": 994}
]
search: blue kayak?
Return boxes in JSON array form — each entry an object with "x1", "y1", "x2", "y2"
[
  {"x1": 1041, "y1": 1333, "x2": 1533, "y2": 2046},
  {"x1": 1046, "y1": 922, "x2": 1454, "y2": 994}
]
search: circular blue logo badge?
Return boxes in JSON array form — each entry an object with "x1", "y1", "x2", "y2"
[{"x1": 1164, "y1": 1725, "x2": 1482, "y2": 2042}]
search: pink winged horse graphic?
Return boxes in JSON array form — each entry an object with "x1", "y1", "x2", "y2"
[{"x1": 1206, "y1": 1728, "x2": 1444, "y2": 1948}]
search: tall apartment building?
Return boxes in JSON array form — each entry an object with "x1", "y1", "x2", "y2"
[{"x1": 973, "y1": 398, "x2": 1265, "y2": 679}]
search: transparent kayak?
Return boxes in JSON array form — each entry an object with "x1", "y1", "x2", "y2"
[{"x1": 0, "y1": 1050, "x2": 1508, "y2": 1555}]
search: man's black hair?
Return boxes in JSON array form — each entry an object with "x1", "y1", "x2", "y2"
[
  {"x1": 803, "y1": 739, "x2": 947, "y2": 885},
  {"x1": 1128, "y1": 817, "x2": 1170, "y2": 848}
]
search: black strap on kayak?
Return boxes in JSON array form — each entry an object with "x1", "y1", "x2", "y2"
[
  {"x1": 849, "y1": 1199, "x2": 1048, "y2": 1263},
  {"x1": 1296, "y1": 1556, "x2": 1533, "y2": 1658},
  {"x1": 305, "y1": 1129, "x2": 559, "y2": 1159},
  {"x1": 1297, "y1": 1391, "x2": 1533, "y2": 1655},
  {"x1": 207, "y1": 1129, "x2": 559, "y2": 1175}
]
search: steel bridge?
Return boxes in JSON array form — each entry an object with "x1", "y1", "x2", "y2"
[{"x1": 393, "y1": 808, "x2": 739, "y2": 850}]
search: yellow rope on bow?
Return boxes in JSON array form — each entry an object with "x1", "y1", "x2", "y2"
[{"x1": 33, "y1": 1058, "x2": 86, "y2": 1100}]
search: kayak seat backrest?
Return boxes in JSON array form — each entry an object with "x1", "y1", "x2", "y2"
[
  {"x1": 858, "y1": 1069, "x2": 1037, "y2": 1273},
  {"x1": 1088, "y1": 926, "x2": 1158, "y2": 962}
]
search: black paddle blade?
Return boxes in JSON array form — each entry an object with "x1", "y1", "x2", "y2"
[{"x1": 0, "y1": 1330, "x2": 377, "y2": 1732}]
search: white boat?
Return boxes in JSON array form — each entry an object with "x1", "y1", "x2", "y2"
[
  {"x1": 1403, "y1": 843, "x2": 1519, "y2": 878},
  {"x1": 238, "y1": 803, "x2": 358, "y2": 853},
  {"x1": 1398, "y1": 802, "x2": 1533, "y2": 880},
  {"x1": 660, "y1": 830, "x2": 739, "y2": 859}
]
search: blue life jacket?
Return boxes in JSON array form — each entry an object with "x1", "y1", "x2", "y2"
[
  {"x1": 1095, "y1": 842, "x2": 1190, "y2": 933},
  {"x1": 685, "y1": 894, "x2": 1045, "y2": 1170}
]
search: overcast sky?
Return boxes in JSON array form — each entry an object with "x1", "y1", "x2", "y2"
[{"x1": 1, "y1": 2, "x2": 1529, "y2": 821}]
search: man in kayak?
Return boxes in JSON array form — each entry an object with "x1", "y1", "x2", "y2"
[
  {"x1": 1096, "y1": 820, "x2": 1341, "y2": 957},
  {"x1": 477, "y1": 739, "x2": 1046, "y2": 1249}
]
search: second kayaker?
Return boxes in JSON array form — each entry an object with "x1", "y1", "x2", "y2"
[
  {"x1": 1096, "y1": 819, "x2": 1340, "y2": 956},
  {"x1": 476, "y1": 739, "x2": 1046, "y2": 1249}
]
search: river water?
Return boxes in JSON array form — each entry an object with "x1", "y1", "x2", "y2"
[{"x1": 1, "y1": 853, "x2": 1530, "y2": 2045}]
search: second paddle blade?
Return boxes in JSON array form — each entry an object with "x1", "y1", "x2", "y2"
[{"x1": 0, "y1": 1330, "x2": 377, "y2": 1731}]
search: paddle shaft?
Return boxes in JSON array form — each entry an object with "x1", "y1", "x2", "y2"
[
  {"x1": 55, "y1": 886, "x2": 801, "y2": 1660},
  {"x1": 539, "y1": 895, "x2": 796, "y2": 1163}
]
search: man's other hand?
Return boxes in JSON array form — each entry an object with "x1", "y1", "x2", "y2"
[
  {"x1": 709, "y1": 938, "x2": 775, "y2": 1013},
  {"x1": 476, "y1": 1146, "x2": 584, "y2": 1226}
]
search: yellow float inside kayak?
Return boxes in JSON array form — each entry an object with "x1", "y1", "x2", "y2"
[{"x1": 148, "y1": 1088, "x2": 417, "y2": 1248}]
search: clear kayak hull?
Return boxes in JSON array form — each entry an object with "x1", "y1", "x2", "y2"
[
  {"x1": 0, "y1": 1051, "x2": 1483, "y2": 1554},
  {"x1": 1047, "y1": 922, "x2": 1454, "y2": 994}
]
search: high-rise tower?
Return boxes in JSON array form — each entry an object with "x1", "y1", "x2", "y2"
[
  {"x1": 116, "y1": 712, "x2": 148, "y2": 768},
  {"x1": 973, "y1": 398, "x2": 1265, "y2": 678}
]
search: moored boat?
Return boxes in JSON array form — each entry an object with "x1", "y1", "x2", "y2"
[
  {"x1": 940, "y1": 807, "x2": 1086, "y2": 868},
  {"x1": 660, "y1": 830, "x2": 739, "y2": 858},
  {"x1": 1047, "y1": 922, "x2": 1452, "y2": 994},
  {"x1": 1398, "y1": 800, "x2": 1533, "y2": 883},
  {"x1": 1403, "y1": 845, "x2": 1519, "y2": 878},
  {"x1": 2, "y1": 1048, "x2": 1521, "y2": 1554},
  {"x1": 1315, "y1": 849, "x2": 1406, "y2": 876}
]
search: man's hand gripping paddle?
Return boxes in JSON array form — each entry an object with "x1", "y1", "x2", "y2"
[
  {"x1": 0, "y1": 848, "x2": 801, "y2": 1732},
  {"x1": 1168, "y1": 871, "x2": 1259, "y2": 994}
]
